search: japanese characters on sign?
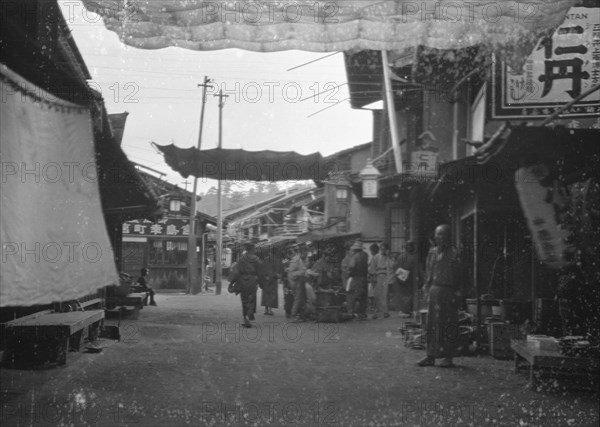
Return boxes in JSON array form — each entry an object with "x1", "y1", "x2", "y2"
[
  {"x1": 490, "y1": 6, "x2": 600, "y2": 119},
  {"x1": 122, "y1": 218, "x2": 191, "y2": 237},
  {"x1": 407, "y1": 151, "x2": 438, "y2": 176},
  {"x1": 514, "y1": 164, "x2": 574, "y2": 269}
]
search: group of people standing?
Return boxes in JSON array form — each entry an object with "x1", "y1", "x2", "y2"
[
  {"x1": 341, "y1": 240, "x2": 419, "y2": 321},
  {"x1": 227, "y1": 237, "x2": 423, "y2": 326},
  {"x1": 227, "y1": 224, "x2": 463, "y2": 368}
]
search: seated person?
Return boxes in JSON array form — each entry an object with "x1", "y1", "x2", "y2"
[{"x1": 134, "y1": 268, "x2": 157, "y2": 306}]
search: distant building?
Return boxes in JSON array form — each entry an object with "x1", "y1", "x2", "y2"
[{"x1": 121, "y1": 167, "x2": 216, "y2": 289}]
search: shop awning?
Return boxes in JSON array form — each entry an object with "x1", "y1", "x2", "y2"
[
  {"x1": 95, "y1": 115, "x2": 160, "y2": 221},
  {"x1": 297, "y1": 228, "x2": 360, "y2": 244},
  {"x1": 256, "y1": 236, "x2": 298, "y2": 249},
  {"x1": 474, "y1": 126, "x2": 600, "y2": 269},
  {"x1": 154, "y1": 143, "x2": 333, "y2": 181},
  {"x1": 97, "y1": 139, "x2": 161, "y2": 220},
  {"x1": 83, "y1": 0, "x2": 577, "y2": 70},
  {"x1": 475, "y1": 126, "x2": 600, "y2": 183}
]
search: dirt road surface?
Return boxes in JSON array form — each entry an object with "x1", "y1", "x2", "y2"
[{"x1": 1, "y1": 290, "x2": 598, "y2": 426}]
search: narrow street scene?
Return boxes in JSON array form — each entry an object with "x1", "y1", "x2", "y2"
[
  {"x1": 1, "y1": 1, "x2": 600, "y2": 426},
  {"x1": 2, "y1": 290, "x2": 599, "y2": 426}
]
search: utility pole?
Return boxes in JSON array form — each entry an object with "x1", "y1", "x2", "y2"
[
  {"x1": 188, "y1": 76, "x2": 213, "y2": 294},
  {"x1": 213, "y1": 89, "x2": 228, "y2": 295}
]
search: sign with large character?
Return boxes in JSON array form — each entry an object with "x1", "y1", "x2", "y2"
[{"x1": 490, "y1": 6, "x2": 600, "y2": 119}]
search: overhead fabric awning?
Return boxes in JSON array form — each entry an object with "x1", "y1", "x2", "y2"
[
  {"x1": 0, "y1": 64, "x2": 120, "y2": 306},
  {"x1": 475, "y1": 126, "x2": 600, "y2": 181},
  {"x1": 154, "y1": 143, "x2": 333, "y2": 181},
  {"x1": 82, "y1": 0, "x2": 578, "y2": 69}
]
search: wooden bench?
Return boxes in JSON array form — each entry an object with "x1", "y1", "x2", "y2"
[
  {"x1": 2, "y1": 310, "x2": 105, "y2": 366},
  {"x1": 511, "y1": 339, "x2": 599, "y2": 391}
]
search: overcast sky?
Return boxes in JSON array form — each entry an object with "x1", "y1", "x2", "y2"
[{"x1": 61, "y1": 2, "x2": 373, "y2": 193}]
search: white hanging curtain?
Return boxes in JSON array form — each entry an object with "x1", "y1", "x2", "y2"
[
  {"x1": 0, "y1": 64, "x2": 120, "y2": 307},
  {"x1": 82, "y1": 0, "x2": 578, "y2": 68}
]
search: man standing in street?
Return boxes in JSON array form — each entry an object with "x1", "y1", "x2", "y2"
[
  {"x1": 228, "y1": 243, "x2": 264, "y2": 327},
  {"x1": 369, "y1": 242, "x2": 394, "y2": 319},
  {"x1": 347, "y1": 240, "x2": 369, "y2": 320},
  {"x1": 418, "y1": 224, "x2": 461, "y2": 368}
]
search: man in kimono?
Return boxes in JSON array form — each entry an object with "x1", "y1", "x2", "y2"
[
  {"x1": 228, "y1": 243, "x2": 264, "y2": 327},
  {"x1": 418, "y1": 225, "x2": 461, "y2": 368}
]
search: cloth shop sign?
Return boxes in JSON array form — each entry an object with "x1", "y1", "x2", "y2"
[
  {"x1": 514, "y1": 165, "x2": 575, "y2": 269},
  {"x1": 123, "y1": 218, "x2": 190, "y2": 237},
  {"x1": 490, "y1": 6, "x2": 600, "y2": 119}
]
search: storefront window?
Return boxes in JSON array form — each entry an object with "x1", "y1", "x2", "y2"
[
  {"x1": 390, "y1": 207, "x2": 407, "y2": 254},
  {"x1": 149, "y1": 239, "x2": 165, "y2": 265}
]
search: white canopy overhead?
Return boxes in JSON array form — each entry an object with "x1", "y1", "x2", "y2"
[{"x1": 83, "y1": 0, "x2": 578, "y2": 68}]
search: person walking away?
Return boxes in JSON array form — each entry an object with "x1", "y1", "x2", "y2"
[
  {"x1": 261, "y1": 248, "x2": 282, "y2": 316},
  {"x1": 287, "y1": 246, "x2": 307, "y2": 322},
  {"x1": 369, "y1": 243, "x2": 395, "y2": 319},
  {"x1": 347, "y1": 240, "x2": 369, "y2": 320},
  {"x1": 394, "y1": 240, "x2": 421, "y2": 317},
  {"x1": 227, "y1": 243, "x2": 264, "y2": 327},
  {"x1": 418, "y1": 225, "x2": 461, "y2": 368},
  {"x1": 136, "y1": 268, "x2": 157, "y2": 306}
]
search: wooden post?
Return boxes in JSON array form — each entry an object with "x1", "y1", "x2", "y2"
[
  {"x1": 188, "y1": 76, "x2": 212, "y2": 294},
  {"x1": 200, "y1": 231, "x2": 206, "y2": 292},
  {"x1": 381, "y1": 51, "x2": 403, "y2": 173},
  {"x1": 214, "y1": 90, "x2": 229, "y2": 295}
]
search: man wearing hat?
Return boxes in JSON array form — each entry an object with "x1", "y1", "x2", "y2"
[
  {"x1": 347, "y1": 240, "x2": 369, "y2": 320},
  {"x1": 228, "y1": 243, "x2": 264, "y2": 327}
]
